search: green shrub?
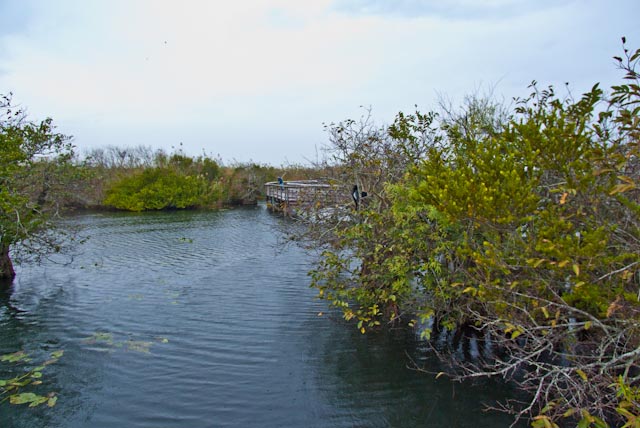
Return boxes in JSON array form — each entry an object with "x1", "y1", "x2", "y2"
[{"x1": 103, "y1": 167, "x2": 217, "y2": 211}]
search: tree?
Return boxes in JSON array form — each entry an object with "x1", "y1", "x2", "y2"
[
  {"x1": 306, "y1": 41, "x2": 640, "y2": 426},
  {"x1": 0, "y1": 94, "x2": 73, "y2": 279},
  {"x1": 390, "y1": 44, "x2": 639, "y2": 426},
  {"x1": 305, "y1": 108, "x2": 438, "y2": 332}
]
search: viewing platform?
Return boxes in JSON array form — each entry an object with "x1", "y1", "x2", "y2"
[{"x1": 264, "y1": 179, "x2": 342, "y2": 215}]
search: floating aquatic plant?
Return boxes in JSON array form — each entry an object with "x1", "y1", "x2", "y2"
[
  {"x1": 0, "y1": 350, "x2": 63, "y2": 408},
  {"x1": 81, "y1": 331, "x2": 169, "y2": 354}
]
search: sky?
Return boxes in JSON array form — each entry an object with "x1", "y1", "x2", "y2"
[{"x1": 0, "y1": 0, "x2": 638, "y2": 166}]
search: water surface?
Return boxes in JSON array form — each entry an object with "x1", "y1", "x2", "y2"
[{"x1": 0, "y1": 207, "x2": 519, "y2": 427}]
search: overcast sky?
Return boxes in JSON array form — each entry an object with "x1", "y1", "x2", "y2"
[{"x1": 1, "y1": 1, "x2": 638, "y2": 165}]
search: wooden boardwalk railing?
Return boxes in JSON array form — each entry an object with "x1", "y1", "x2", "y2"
[{"x1": 264, "y1": 180, "x2": 342, "y2": 215}]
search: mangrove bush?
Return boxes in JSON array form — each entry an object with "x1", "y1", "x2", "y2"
[{"x1": 307, "y1": 41, "x2": 640, "y2": 427}]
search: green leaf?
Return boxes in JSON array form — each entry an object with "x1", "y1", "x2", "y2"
[
  {"x1": 9, "y1": 392, "x2": 41, "y2": 405},
  {"x1": 577, "y1": 418, "x2": 590, "y2": 428},
  {"x1": 125, "y1": 341, "x2": 152, "y2": 353},
  {"x1": 50, "y1": 350, "x2": 64, "y2": 359},
  {"x1": 47, "y1": 395, "x2": 58, "y2": 407},
  {"x1": 1, "y1": 351, "x2": 30, "y2": 363},
  {"x1": 28, "y1": 395, "x2": 49, "y2": 407}
]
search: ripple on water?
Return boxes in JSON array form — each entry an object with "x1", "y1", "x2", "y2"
[{"x1": 1, "y1": 207, "x2": 523, "y2": 428}]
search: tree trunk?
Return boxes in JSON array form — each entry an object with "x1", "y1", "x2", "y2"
[{"x1": 0, "y1": 244, "x2": 15, "y2": 280}]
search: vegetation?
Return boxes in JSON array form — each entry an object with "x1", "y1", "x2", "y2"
[
  {"x1": 1, "y1": 32, "x2": 638, "y2": 428},
  {"x1": 303, "y1": 40, "x2": 640, "y2": 427},
  {"x1": 102, "y1": 153, "x2": 223, "y2": 211},
  {"x1": 0, "y1": 350, "x2": 64, "y2": 408},
  {"x1": 0, "y1": 94, "x2": 74, "y2": 279},
  {"x1": 81, "y1": 145, "x2": 311, "y2": 211},
  {"x1": 0, "y1": 103, "x2": 318, "y2": 279}
]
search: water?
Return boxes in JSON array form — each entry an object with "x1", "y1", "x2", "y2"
[{"x1": 0, "y1": 206, "x2": 520, "y2": 427}]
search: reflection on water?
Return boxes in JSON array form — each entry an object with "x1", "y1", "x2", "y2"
[{"x1": 0, "y1": 206, "x2": 521, "y2": 427}]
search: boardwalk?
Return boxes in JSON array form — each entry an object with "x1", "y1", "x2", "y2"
[{"x1": 264, "y1": 180, "x2": 342, "y2": 215}]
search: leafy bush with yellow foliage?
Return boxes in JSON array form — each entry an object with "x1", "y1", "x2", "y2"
[{"x1": 310, "y1": 40, "x2": 640, "y2": 427}]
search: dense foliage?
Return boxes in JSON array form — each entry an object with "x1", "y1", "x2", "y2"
[
  {"x1": 59, "y1": 145, "x2": 297, "y2": 212},
  {"x1": 307, "y1": 42, "x2": 640, "y2": 427},
  {"x1": 93, "y1": 148, "x2": 302, "y2": 212},
  {"x1": 0, "y1": 94, "x2": 74, "y2": 278},
  {"x1": 103, "y1": 154, "x2": 223, "y2": 211}
]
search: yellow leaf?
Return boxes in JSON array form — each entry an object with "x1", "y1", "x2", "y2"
[
  {"x1": 610, "y1": 183, "x2": 636, "y2": 195},
  {"x1": 533, "y1": 258, "x2": 546, "y2": 268},
  {"x1": 593, "y1": 168, "x2": 614, "y2": 176},
  {"x1": 616, "y1": 407, "x2": 633, "y2": 418},
  {"x1": 532, "y1": 415, "x2": 554, "y2": 428},
  {"x1": 584, "y1": 321, "x2": 592, "y2": 330},
  {"x1": 559, "y1": 192, "x2": 568, "y2": 205},
  {"x1": 576, "y1": 369, "x2": 588, "y2": 381},
  {"x1": 360, "y1": 327, "x2": 365, "y2": 334},
  {"x1": 511, "y1": 330, "x2": 522, "y2": 340},
  {"x1": 541, "y1": 307, "x2": 550, "y2": 319},
  {"x1": 573, "y1": 264, "x2": 580, "y2": 276},
  {"x1": 618, "y1": 175, "x2": 635, "y2": 184},
  {"x1": 462, "y1": 287, "x2": 477, "y2": 296}
]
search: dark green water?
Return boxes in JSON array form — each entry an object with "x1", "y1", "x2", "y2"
[{"x1": 0, "y1": 206, "x2": 520, "y2": 427}]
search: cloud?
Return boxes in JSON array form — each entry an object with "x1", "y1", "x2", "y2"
[
  {"x1": 0, "y1": 0, "x2": 638, "y2": 164},
  {"x1": 332, "y1": 0, "x2": 576, "y2": 20},
  {"x1": 1, "y1": 1, "x2": 377, "y2": 120}
]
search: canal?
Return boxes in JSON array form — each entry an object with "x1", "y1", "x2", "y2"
[{"x1": 0, "y1": 206, "x2": 520, "y2": 427}]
